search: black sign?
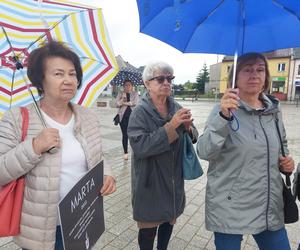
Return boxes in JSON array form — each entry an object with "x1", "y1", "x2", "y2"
[{"x1": 59, "y1": 161, "x2": 104, "y2": 250}]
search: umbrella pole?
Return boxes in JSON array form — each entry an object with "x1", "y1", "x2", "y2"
[
  {"x1": 231, "y1": 51, "x2": 238, "y2": 89},
  {"x1": 27, "y1": 87, "x2": 58, "y2": 154}
]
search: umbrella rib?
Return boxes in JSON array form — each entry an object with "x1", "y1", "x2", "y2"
[
  {"x1": 1, "y1": 27, "x2": 17, "y2": 58},
  {"x1": 272, "y1": 0, "x2": 300, "y2": 21},
  {"x1": 26, "y1": 9, "x2": 89, "y2": 53},
  {"x1": 10, "y1": 69, "x2": 15, "y2": 109}
]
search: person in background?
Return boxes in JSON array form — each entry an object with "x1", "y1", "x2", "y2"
[
  {"x1": 116, "y1": 79, "x2": 139, "y2": 160},
  {"x1": 0, "y1": 41, "x2": 116, "y2": 250},
  {"x1": 197, "y1": 52, "x2": 294, "y2": 250},
  {"x1": 127, "y1": 61, "x2": 198, "y2": 250}
]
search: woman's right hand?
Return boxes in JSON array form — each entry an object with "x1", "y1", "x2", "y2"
[
  {"x1": 220, "y1": 88, "x2": 240, "y2": 117},
  {"x1": 170, "y1": 108, "x2": 192, "y2": 129},
  {"x1": 32, "y1": 128, "x2": 60, "y2": 155}
]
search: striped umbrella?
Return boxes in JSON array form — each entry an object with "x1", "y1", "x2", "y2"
[{"x1": 0, "y1": 0, "x2": 118, "y2": 117}]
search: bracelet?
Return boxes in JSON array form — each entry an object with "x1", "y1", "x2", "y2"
[{"x1": 219, "y1": 111, "x2": 233, "y2": 121}]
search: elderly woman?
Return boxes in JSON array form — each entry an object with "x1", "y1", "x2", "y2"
[
  {"x1": 116, "y1": 79, "x2": 139, "y2": 160},
  {"x1": 127, "y1": 61, "x2": 198, "y2": 250},
  {"x1": 0, "y1": 41, "x2": 116, "y2": 250},
  {"x1": 197, "y1": 53, "x2": 294, "y2": 250}
]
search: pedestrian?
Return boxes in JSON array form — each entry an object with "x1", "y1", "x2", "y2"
[
  {"x1": 197, "y1": 52, "x2": 294, "y2": 250},
  {"x1": 127, "y1": 61, "x2": 198, "y2": 250},
  {"x1": 0, "y1": 41, "x2": 116, "y2": 250},
  {"x1": 116, "y1": 79, "x2": 139, "y2": 160}
]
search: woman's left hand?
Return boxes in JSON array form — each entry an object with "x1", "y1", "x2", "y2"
[
  {"x1": 279, "y1": 156, "x2": 295, "y2": 173},
  {"x1": 100, "y1": 175, "x2": 116, "y2": 196}
]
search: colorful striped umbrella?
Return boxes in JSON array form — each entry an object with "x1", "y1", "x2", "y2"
[{"x1": 0, "y1": 0, "x2": 118, "y2": 117}]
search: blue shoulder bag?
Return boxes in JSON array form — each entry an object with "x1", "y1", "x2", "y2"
[{"x1": 182, "y1": 133, "x2": 203, "y2": 180}]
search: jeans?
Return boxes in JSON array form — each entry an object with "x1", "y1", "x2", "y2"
[
  {"x1": 138, "y1": 222, "x2": 173, "y2": 250},
  {"x1": 214, "y1": 227, "x2": 291, "y2": 250},
  {"x1": 22, "y1": 226, "x2": 63, "y2": 250},
  {"x1": 120, "y1": 113, "x2": 130, "y2": 154}
]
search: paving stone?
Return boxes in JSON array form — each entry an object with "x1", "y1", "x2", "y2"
[{"x1": 176, "y1": 223, "x2": 199, "y2": 242}]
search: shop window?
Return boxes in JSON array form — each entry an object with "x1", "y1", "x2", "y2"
[
  {"x1": 277, "y1": 63, "x2": 286, "y2": 72},
  {"x1": 272, "y1": 81, "x2": 285, "y2": 93}
]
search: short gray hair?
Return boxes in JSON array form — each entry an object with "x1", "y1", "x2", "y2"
[{"x1": 142, "y1": 61, "x2": 174, "y2": 82}]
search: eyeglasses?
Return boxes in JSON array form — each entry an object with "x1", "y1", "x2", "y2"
[{"x1": 148, "y1": 75, "x2": 175, "y2": 84}]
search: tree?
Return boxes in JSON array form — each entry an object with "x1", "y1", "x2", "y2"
[
  {"x1": 183, "y1": 80, "x2": 196, "y2": 90},
  {"x1": 195, "y1": 63, "x2": 209, "y2": 94}
]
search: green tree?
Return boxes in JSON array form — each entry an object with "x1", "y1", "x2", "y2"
[
  {"x1": 195, "y1": 63, "x2": 209, "y2": 94},
  {"x1": 183, "y1": 80, "x2": 196, "y2": 90}
]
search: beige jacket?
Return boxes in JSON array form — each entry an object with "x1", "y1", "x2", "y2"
[
  {"x1": 116, "y1": 91, "x2": 139, "y2": 122},
  {"x1": 0, "y1": 103, "x2": 112, "y2": 250}
]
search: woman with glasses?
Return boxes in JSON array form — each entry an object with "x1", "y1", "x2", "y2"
[
  {"x1": 197, "y1": 53, "x2": 294, "y2": 250},
  {"x1": 116, "y1": 79, "x2": 139, "y2": 160},
  {"x1": 127, "y1": 61, "x2": 198, "y2": 250}
]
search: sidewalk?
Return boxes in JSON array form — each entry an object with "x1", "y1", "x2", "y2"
[{"x1": 1, "y1": 100, "x2": 299, "y2": 250}]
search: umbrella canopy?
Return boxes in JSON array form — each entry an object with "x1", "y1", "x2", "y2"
[
  {"x1": 0, "y1": 0, "x2": 118, "y2": 117},
  {"x1": 136, "y1": 0, "x2": 300, "y2": 55},
  {"x1": 110, "y1": 55, "x2": 143, "y2": 86}
]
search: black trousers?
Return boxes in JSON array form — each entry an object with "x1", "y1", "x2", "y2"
[
  {"x1": 120, "y1": 114, "x2": 130, "y2": 154},
  {"x1": 138, "y1": 222, "x2": 174, "y2": 250}
]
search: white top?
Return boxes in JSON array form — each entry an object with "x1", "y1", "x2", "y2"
[{"x1": 41, "y1": 111, "x2": 87, "y2": 200}]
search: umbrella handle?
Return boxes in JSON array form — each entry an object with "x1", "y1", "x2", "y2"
[{"x1": 48, "y1": 147, "x2": 59, "y2": 154}]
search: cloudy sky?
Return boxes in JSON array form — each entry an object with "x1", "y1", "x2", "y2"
[{"x1": 76, "y1": 0, "x2": 221, "y2": 84}]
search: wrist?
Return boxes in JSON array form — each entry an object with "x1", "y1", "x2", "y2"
[{"x1": 219, "y1": 111, "x2": 233, "y2": 121}]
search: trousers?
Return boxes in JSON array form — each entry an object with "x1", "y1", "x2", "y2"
[{"x1": 214, "y1": 227, "x2": 290, "y2": 250}]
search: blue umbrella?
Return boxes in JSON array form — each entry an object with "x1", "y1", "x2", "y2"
[{"x1": 136, "y1": 0, "x2": 300, "y2": 55}]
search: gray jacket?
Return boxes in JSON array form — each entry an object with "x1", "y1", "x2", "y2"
[
  {"x1": 128, "y1": 93, "x2": 198, "y2": 222},
  {"x1": 197, "y1": 94, "x2": 288, "y2": 234}
]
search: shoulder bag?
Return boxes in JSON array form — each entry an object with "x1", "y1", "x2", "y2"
[
  {"x1": 182, "y1": 133, "x2": 203, "y2": 180},
  {"x1": 0, "y1": 107, "x2": 29, "y2": 236},
  {"x1": 274, "y1": 113, "x2": 298, "y2": 224}
]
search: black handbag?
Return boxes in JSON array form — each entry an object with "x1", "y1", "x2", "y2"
[
  {"x1": 113, "y1": 114, "x2": 120, "y2": 125},
  {"x1": 275, "y1": 114, "x2": 299, "y2": 224}
]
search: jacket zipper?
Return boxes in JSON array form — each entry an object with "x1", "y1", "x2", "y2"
[
  {"x1": 172, "y1": 150, "x2": 176, "y2": 220},
  {"x1": 259, "y1": 114, "x2": 270, "y2": 229}
]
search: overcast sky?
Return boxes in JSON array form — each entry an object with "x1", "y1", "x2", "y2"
[{"x1": 76, "y1": 0, "x2": 221, "y2": 84}]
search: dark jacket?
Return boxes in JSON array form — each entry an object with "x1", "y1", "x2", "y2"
[{"x1": 128, "y1": 93, "x2": 198, "y2": 222}]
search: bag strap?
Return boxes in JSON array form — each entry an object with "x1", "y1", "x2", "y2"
[
  {"x1": 20, "y1": 107, "x2": 29, "y2": 141},
  {"x1": 274, "y1": 113, "x2": 291, "y2": 188}
]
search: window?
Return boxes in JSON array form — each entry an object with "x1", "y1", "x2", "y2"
[
  {"x1": 272, "y1": 81, "x2": 285, "y2": 93},
  {"x1": 227, "y1": 65, "x2": 231, "y2": 73},
  {"x1": 278, "y1": 63, "x2": 286, "y2": 72},
  {"x1": 298, "y1": 65, "x2": 300, "y2": 75}
]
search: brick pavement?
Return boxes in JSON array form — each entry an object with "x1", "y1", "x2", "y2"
[{"x1": 1, "y1": 100, "x2": 300, "y2": 250}]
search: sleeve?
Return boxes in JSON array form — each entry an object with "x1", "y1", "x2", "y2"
[
  {"x1": 277, "y1": 105, "x2": 290, "y2": 156},
  {"x1": 0, "y1": 109, "x2": 42, "y2": 185},
  {"x1": 127, "y1": 107, "x2": 178, "y2": 159},
  {"x1": 116, "y1": 92, "x2": 124, "y2": 107},
  {"x1": 196, "y1": 105, "x2": 230, "y2": 161},
  {"x1": 189, "y1": 123, "x2": 199, "y2": 143}
]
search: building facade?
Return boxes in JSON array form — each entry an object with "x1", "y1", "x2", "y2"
[{"x1": 210, "y1": 48, "x2": 300, "y2": 101}]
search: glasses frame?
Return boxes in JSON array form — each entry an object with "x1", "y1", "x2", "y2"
[{"x1": 148, "y1": 75, "x2": 175, "y2": 84}]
